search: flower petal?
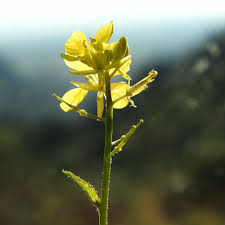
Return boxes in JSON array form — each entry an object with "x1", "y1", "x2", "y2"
[
  {"x1": 103, "y1": 41, "x2": 118, "y2": 51},
  {"x1": 69, "y1": 69, "x2": 97, "y2": 75},
  {"x1": 119, "y1": 58, "x2": 131, "y2": 73},
  {"x1": 65, "y1": 31, "x2": 87, "y2": 56},
  {"x1": 60, "y1": 53, "x2": 81, "y2": 61},
  {"x1": 111, "y1": 58, "x2": 132, "y2": 76},
  {"x1": 118, "y1": 69, "x2": 131, "y2": 81},
  {"x1": 111, "y1": 82, "x2": 130, "y2": 109},
  {"x1": 60, "y1": 88, "x2": 88, "y2": 112},
  {"x1": 64, "y1": 59, "x2": 92, "y2": 71},
  {"x1": 97, "y1": 91, "x2": 104, "y2": 118},
  {"x1": 95, "y1": 21, "x2": 113, "y2": 43},
  {"x1": 107, "y1": 56, "x2": 131, "y2": 73},
  {"x1": 71, "y1": 81, "x2": 98, "y2": 91}
]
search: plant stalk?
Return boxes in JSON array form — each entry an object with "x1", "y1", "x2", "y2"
[{"x1": 99, "y1": 72, "x2": 113, "y2": 225}]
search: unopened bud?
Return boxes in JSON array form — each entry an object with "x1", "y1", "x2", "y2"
[{"x1": 79, "y1": 109, "x2": 88, "y2": 116}]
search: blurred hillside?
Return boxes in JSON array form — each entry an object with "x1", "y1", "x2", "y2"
[{"x1": 0, "y1": 27, "x2": 225, "y2": 225}]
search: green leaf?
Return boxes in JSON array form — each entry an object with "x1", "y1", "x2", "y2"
[{"x1": 62, "y1": 169, "x2": 101, "y2": 208}]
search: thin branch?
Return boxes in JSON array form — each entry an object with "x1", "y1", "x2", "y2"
[
  {"x1": 109, "y1": 119, "x2": 144, "y2": 158},
  {"x1": 112, "y1": 138, "x2": 122, "y2": 146},
  {"x1": 52, "y1": 94, "x2": 105, "y2": 122}
]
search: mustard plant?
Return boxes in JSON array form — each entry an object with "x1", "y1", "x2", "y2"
[{"x1": 53, "y1": 21, "x2": 158, "y2": 225}]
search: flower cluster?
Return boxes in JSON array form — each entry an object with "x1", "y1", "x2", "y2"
[{"x1": 56, "y1": 22, "x2": 157, "y2": 118}]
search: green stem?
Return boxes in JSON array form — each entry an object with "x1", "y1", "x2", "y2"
[
  {"x1": 99, "y1": 72, "x2": 113, "y2": 225},
  {"x1": 52, "y1": 94, "x2": 105, "y2": 122}
]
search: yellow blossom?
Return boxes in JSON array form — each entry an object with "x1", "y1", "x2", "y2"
[
  {"x1": 60, "y1": 74, "x2": 130, "y2": 117},
  {"x1": 61, "y1": 22, "x2": 131, "y2": 78},
  {"x1": 57, "y1": 22, "x2": 158, "y2": 118}
]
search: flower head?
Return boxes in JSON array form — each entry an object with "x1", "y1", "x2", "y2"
[
  {"x1": 56, "y1": 22, "x2": 158, "y2": 119},
  {"x1": 61, "y1": 22, "x2": 131, "y2": 78}
]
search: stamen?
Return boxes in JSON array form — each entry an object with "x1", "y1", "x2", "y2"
[
  {"x1": 89, "y1": 36, "x2": 96, "y2": 43},
  {"x1": 83, "y1": 40, "x2": 88, "y2": 48},
  {"x1": 83, "y1": 40, "x2": 96, "y2": 69},
  {"x1": 91, "y1": 74, "x2": 98, "y2": 84},
  {"x1": 85, "y1": 75, "x2": 96, "y2": 86}
]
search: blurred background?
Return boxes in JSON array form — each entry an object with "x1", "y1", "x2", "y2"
[{"x1": 1, "y1": 1, "x2": 225, "y2": 225}]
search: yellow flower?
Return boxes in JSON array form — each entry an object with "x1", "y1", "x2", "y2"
[
  {"x1": 57, "y1": 22, "x2": 158, "y2": 118},
  {"x1": 61, "y1": 22, "x2": 131, "y2": 79},
  {"x1": 60, "y1": 74, "x2": 130, "y2": 117}
]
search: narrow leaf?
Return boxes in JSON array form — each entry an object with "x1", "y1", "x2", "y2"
[{"x1": 62, "y1": 170, "x2": 101, "y2": 207}]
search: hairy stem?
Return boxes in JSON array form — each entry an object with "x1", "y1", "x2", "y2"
[{"x1": 99, "y1": 72, "x2": 113, "y2": 225}]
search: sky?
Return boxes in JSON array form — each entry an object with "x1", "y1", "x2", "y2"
[
  {"x1": 1, "y1": 0, "x2": 225, "y2": 30},
  {"x1": 2, "y1": 0, "x2": 225, "y2": 19},
  {"x1": 1, "y1": 0, "x2": 225, "y2": 75}
]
